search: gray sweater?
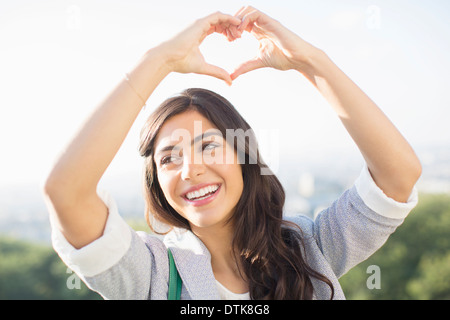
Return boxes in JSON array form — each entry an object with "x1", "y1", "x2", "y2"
[{"x1": 50, "y1": 166, "x2": 418, "y2": 299}]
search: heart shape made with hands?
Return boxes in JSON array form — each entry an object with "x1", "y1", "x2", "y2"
[{"x1": 200, "y1": 32, "x2": 260, "y2": 80}]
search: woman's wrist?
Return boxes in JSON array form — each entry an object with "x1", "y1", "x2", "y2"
[
  {"x1": 141, "y1": 44, "x2": 174, "y2": 76},
  {"x1": 292, "y1": 48, "x2": 333, "y2": 84},
  {"x1": 122, "y1": 45, "x2": 173, "y2": 108}
]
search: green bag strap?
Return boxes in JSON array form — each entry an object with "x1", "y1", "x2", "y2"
[{"x1": 168, "y1": 248, "x2": 182, "y2": 300}]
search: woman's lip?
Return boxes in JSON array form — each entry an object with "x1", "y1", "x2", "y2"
[{"x1": 183, "y1": 184, "x2": 221, "y2": 207}]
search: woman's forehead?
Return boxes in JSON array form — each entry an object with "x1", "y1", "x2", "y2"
[
  {"x1": 161, "y1": 110, "x2": 214, "y2": 132},
  {"x1": 154, "y1": 110, "x2": 220, "y2": 152}
]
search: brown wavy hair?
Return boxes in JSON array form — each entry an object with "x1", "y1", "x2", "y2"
[{"x1": 139, "y1": 88, "x2": 334, "y2": 299}]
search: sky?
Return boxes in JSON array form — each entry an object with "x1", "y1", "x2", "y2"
[{"x1": 1, "y1": 0, "x2": 450, "y2": 187}]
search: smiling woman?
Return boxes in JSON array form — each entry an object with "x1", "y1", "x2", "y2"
[
  {"x1": 138, "y1": 87, "x2": 336, "y2": 298},
  {"x1": 43, "y1": 7, "x2": 420, "y2": 301}
]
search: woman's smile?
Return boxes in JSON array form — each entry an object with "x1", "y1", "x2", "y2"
[{"x1": 182, "y1": 183, "x2": 222, "y2": 206}]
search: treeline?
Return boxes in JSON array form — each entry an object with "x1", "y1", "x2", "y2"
[
  {"x1": 0, "y1": 236, "x2": 101, "y2": 299},
  {"x1": 0, "y1": 193, "x2": 449, "y2": 299},
  {"x1": 340, "y1": 193, "x2": 450, "y2": 299}
]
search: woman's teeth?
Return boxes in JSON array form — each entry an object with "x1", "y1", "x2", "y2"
[{"x1": 186, "y1": 184, "x2": 219, "y2": 201}]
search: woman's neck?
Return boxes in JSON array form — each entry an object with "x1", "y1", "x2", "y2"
[
  {"x1": 191, "y1": 222, "x2": 248, "y2": 293},
  {"x1": 191, "y1": 222, "x2": 235, "y2": 267}
]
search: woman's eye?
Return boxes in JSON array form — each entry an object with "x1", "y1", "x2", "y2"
[
  {"x1": 160, "y1": 156, "x2": 171, "y2": 165},
  {"x1": 160, "y1": 155, "x2": 178, "y2": 165},
  {"x1": 202, "y1": 142, "x2": 219, "y2": 151}
]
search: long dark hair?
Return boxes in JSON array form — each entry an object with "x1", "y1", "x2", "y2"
[{"x1": 139, "y1": 88, "x2": 334, "y2": 299}]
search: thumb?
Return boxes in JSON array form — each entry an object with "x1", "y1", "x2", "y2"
[
  {"x1": 200, "y1": 63, "x2": 233, "y2": 86},
  {"x1": 230, "y1": 58, "x2": 265, "y2": 81}
]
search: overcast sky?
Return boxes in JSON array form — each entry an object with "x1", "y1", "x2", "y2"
[{"x1": 1, "y1": 0, "x2": 449, "y2": 187}]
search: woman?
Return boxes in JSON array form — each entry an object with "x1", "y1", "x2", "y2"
[{"x1": 43, "y1": 7, "x2": 421, "y2": 300}]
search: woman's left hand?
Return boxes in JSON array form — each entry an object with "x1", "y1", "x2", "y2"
[
  {"x1": 230, "y1": 6, "x2": 322, "y2": 80},
  {"x1": 159, "y1": 11, "x2": 242, "y2": 85}
]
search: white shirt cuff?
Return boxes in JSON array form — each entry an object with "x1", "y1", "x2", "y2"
[
  {"x1": 355, "y1": 164, "x2": 418, "y2": 219},
  {"x1": 50, "y1": 190, "x2": 132, "y2": 278}
]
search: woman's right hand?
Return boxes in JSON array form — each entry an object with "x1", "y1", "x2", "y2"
[
  {"x1": 156, "y1": 12, "x2": 242, "y2": 85},
  {"x1": 229, "y1": 6, "x2": 322, "y2": 81}
]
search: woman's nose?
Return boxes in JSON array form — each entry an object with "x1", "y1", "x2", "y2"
[{"x1": 180, "y1": 154, "x2": 205, "y2": 180}]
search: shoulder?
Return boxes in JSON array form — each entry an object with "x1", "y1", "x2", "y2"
[
  {"x1": 135, "y1": 231, "x2": 167, "y2": 257},
  {"x1": 163, "y1": 228, "x2": 209, "y2": 256},
  {"x1": 284, "y1": 214, "x2": 315, "y2": 240}
]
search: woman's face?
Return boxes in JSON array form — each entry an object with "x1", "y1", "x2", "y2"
[{"x1": 153, "y1": 110, "x2": 244, "y2": 230}]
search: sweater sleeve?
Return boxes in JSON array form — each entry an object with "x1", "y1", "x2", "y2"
[
  {"x1": 50, "y1": 190, "x2": 167, "y2": 299},
  {"x1": 50, "y1": 190, "x2": 133, "y2": 278},
  {"x1": 311, "y1": 165, "x2": 418, "y2": 278}
]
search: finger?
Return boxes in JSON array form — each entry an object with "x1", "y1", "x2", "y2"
[
  {"x1": 206, "y1": 25, "x2": 216, "y2": 36},
  {"x1": 201, "y1": 63, "x2": 233, "y2": 86},
  {"x1": 226, "y1": 28, "x2": 234, "y2": 42},
  {"x1": 213, "y1": 24, "x2": 223, "y2": 36},
  {"x1": 234, "y1": 6, "x2": 247, "y2": 19},
  {"x1": 230, "y1": 58, "x2": 265, "y2": 81},
  {"x1": 238, "y1": 9, "x2": 260, "y2": 32},
  {"x1": 229, "y1": 25, "x2": 241, "y2": 39},
  {"x1": 203, "y1": 12, "x2": 242, "y2": 42},
  {"x1": 207, "y1": 11, "x2": 241, "y2": 28},
  {"x1": 204, "y1": 24, "x2": 237, "y2": 42},
  {"x1": 234, "y1": 5, "x2": 256, "y2": 19}
]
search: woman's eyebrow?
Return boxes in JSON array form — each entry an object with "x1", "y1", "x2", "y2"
[{"x1": 155, "y1": 131, "x2": 221, "y2": 157}]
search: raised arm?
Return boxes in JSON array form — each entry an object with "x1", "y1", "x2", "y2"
[
  {"x1": 43, "y1": 12, "x2": 241, "y2": 249},
  {"x1": 230, "y1": 6, "x2": 422, "y2": 203}
]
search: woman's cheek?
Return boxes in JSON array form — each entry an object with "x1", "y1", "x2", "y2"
[{"x1": 157, "y1": 171, "x2": 177, "y2": 204}]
